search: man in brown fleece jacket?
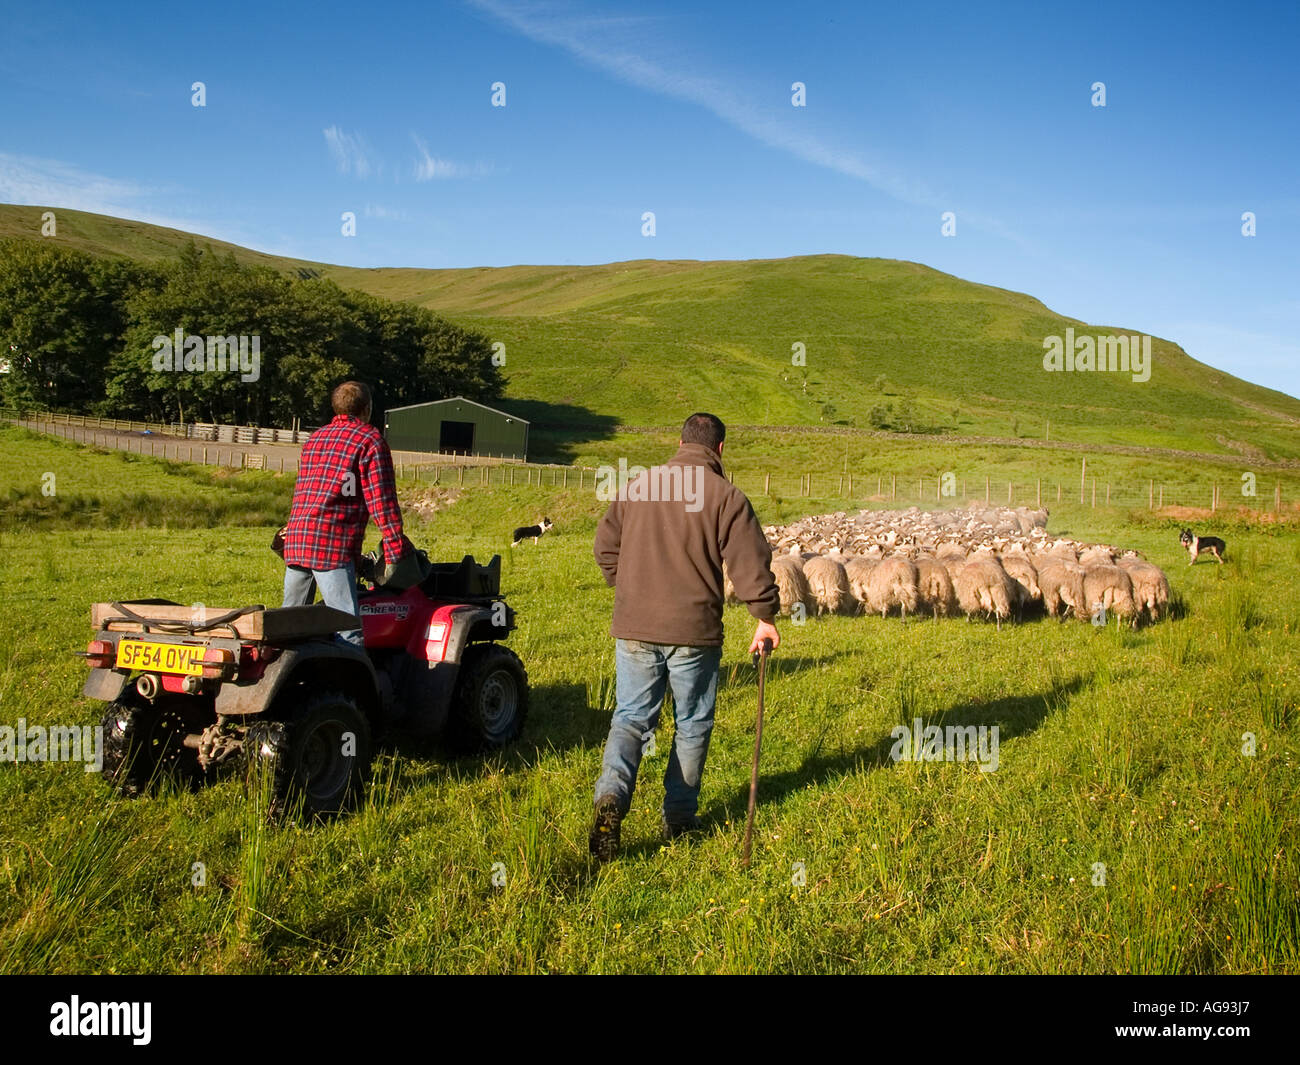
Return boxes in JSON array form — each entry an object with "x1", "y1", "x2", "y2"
[{"x1": 589, "y1": 412, "x2": 780, "y2": 862}]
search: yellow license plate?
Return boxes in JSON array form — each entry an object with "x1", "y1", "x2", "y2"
[{"x1": 115, "y1": 640, "x2": 205, "y2": 676}]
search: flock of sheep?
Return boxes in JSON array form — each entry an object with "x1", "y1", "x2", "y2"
[{"x1": 726, "y1": 504, "x2": 1172, "y2": 628}]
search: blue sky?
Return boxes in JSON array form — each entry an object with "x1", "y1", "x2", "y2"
[{"x1": 2, "y1": 0, "x2": 1297, "y2": 398}]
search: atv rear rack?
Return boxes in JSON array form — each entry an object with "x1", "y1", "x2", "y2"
[{"x1": 91, "y1": 600, "x2": 360, "y2": 641}]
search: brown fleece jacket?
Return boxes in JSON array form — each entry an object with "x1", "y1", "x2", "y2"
[{"x1": 593, "y1": 443, "x2": 779, "y2": 646}]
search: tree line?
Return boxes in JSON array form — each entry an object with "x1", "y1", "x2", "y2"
[{"x1": 0, "y1": 238, "x2": 504, "y2": 426}]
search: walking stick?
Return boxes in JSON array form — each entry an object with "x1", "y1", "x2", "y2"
[{"x1": 741, "y1": 638, "x2": 773, "y2": 868}]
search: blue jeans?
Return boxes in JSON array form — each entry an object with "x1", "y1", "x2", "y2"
[
  {"x1": 283, "y1": 563, "x2": 363, "y2": 646},
  {"x1": 594, "y1": 639, "x2": 723, "y2": 824}
]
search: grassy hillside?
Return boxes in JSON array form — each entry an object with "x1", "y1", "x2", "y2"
[
  {"x1": 0, "y1": 428, "x2": 1296, "y2": 974},
  {"x1": 3, "y1": 204, "x2": 1298, "y2": 463}
]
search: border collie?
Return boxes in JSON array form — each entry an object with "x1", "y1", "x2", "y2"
[
  {"x1": 1179, "y1": 528, "x2": 1226, "y2": 566},
  {"x1": 511, "y1": 517, "x2": 553, "y2": 546}
]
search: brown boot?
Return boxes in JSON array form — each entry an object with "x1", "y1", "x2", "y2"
[{"x1": 589, "y1": 795, "x2": 623, "y2": 863}]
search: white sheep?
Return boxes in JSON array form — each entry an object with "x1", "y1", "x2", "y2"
[
  {"x1": 843, "y1": 556, "x2": 878, "y2": 614},
  {"x1": 1078, "y1": 544, "x2": 1117, "y2": 567},
  {"x1": 867, "y1": 556, "x2": 920, "y2": 621},
  {"x1": 1117, "y1": 553, "x2": 1170, "y2": 624},
  {"x1": 1082, "y1": 563, "x2": 1137, "y2": 627},
  {"x1": 770, "y1": 555, "x2": 813, "y2": 618},
  {"x1": 1000, "y1": 551, "x2": 1042, "y2": 620},
  {"x1": 913, "y1": 556, "x2": 957, "y2": 618},
  {"x1": 1036, "y1": 559, "x2": 1086, "y2": 620},
  {"x1": 954, "y1": 554, "x2": 1017, "y2": 629},
  {"x1": 803, "y1": 554, "x2": 852, "y2": 616}
]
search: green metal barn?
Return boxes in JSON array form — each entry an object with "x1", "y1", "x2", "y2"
[{"x1": 383, "y1": 397, "x2": 529, "y2": 460}]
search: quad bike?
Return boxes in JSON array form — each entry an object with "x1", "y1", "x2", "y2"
[{"x1": 80, "y1": 553, "x2": 527, "y2": 815}]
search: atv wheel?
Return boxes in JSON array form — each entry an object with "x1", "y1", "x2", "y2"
[
  {"x1": 450, "y1": 644, "x2": 529, "y2": 751},
  {"x1": 100, "y1": 699, "x2": 201, "y2": 796},
  {"x1": 250, "y1": 692, "x2": 372, "y2": 817}
]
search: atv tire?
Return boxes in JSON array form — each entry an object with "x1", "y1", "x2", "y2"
[
  {"x1": 101, "y1": 698, "x2": 201, "y2": 796},
  {"x1": 450, "y1": 643, "x2": 528, "y2": 751},
  {"x1": 248, "y1": 692, "x2": 372, "y2": 818}
]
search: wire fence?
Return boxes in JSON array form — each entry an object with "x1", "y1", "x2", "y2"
[
  {"x1": 731, "y1": 470, "x2": 1292, "y2": 514},
  {"x1": 6, "y1": 409, "x2": 1295, "y2": 514}
]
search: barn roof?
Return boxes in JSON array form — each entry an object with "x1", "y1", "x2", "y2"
[{"x1": 384, "y1": 396, "x2": 530, "y2": 423}]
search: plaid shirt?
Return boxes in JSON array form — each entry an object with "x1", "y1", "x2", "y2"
[{"x1": 282, "y1": 415, "x2": 406, "y2": 570}]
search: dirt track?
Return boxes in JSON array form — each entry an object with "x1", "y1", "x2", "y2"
[{"x1": 9, "y1": 419, "x2": 533, "y2": 474}]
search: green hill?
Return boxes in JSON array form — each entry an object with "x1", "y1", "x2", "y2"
[{"x1": 3, "y1": 203, "x2": 1298, "y2": 461}]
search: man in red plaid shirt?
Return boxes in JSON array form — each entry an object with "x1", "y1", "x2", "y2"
[{"x1": 281, "y1": 381, "x2": 409, "y2": 645}]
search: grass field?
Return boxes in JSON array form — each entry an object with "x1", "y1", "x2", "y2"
[{"x1": 0, "y1": 424, "x2": 1297, "y2": 974}]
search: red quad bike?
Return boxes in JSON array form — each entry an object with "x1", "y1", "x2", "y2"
[{"x1": 81, "y1": 554, "x2": 527, "y2": 815}]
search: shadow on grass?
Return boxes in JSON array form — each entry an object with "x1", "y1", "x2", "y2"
[
  {"x1": 702, "y1": 671, "x2": 1091, "y2": 828},
  {"x1": 491, "y1": 401, "x2": 620, "y2": 465},
  {"x1": 541, "y1": 671, "x2": 1092, "y2": 885}
]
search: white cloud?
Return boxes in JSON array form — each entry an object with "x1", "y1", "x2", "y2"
[
  {"x1": 468, "y1": 0, "x2": 955, "y2": 215},
  {"x1": 0, "y1": 152, "x2": 251, "y2": 243},
  {"x1": 363, "y1": 203, "x2": 410, "y2": 221},
  {"x1": 411, "y1": 136, "x2": 494, "y2": 181},
  {"x1": 323, "y1": 126, "x2": 375, "y2": 178}
]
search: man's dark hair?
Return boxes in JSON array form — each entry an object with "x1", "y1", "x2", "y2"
[
  {"x1": 332, "y1": 381, "x2": 372, "y2": 418},
  {"x1": 680, "y1": 412, "x2": 725, "y2": 449}
]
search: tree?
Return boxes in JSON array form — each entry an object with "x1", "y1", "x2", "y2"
[
  {"x1": 895, "y1": 396, "x2": 918, "y2": 433},
  {"x1": 5, "y1": 238, "x2": 506, "y2": 425},
  {"x1": 0, "y1": 240, "x2": 146, "y2": 410}
]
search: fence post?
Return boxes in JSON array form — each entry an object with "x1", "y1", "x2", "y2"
[
  {"x1": 764, "y1": 472, "x2": 771, "y2": 495},
  {"x1": 1159, "y1": 486, "x2": 1164, "y2": 508},
  {"x1": 1080, "y1": 458, "x2": 1086, "y2": 504},
  {"x1": 459, "y1": 466, "x2": 465, "y2": 485},
  {"x1": 891, "y1": 474, "x2": 896, "y2": 501},
  {"x1": 1036, "y1": 479, "x2": 1041, "y2": 506},
  {"x1": 1007, "y1": 481, "x2": 1012, "y2": 503},
  {"x1": 1106, "y1": 483, "x2": 1110, "y2": 506}
]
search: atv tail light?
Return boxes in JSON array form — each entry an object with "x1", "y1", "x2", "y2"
[
  {"x1": 85, "y1": 639, "x2": 115, "y2": 670},
  {"x1": 424, "y1": 621, "x2": 450, "y2": 662},
  {"x1": 201, "y1": 648, "x2": 237, "y2": 680}
]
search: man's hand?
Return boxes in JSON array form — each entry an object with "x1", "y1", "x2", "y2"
[{"x1": 749, "y1": 619, "x2": 779, "y2": 655}]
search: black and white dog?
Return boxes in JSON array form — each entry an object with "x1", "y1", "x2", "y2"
[
  {"x1": 1180, "y1": 528, "x2": 1226, "y2": 566},
  {"x1": 511, "y1": 517, "x2": 553, "y2": 546}
]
